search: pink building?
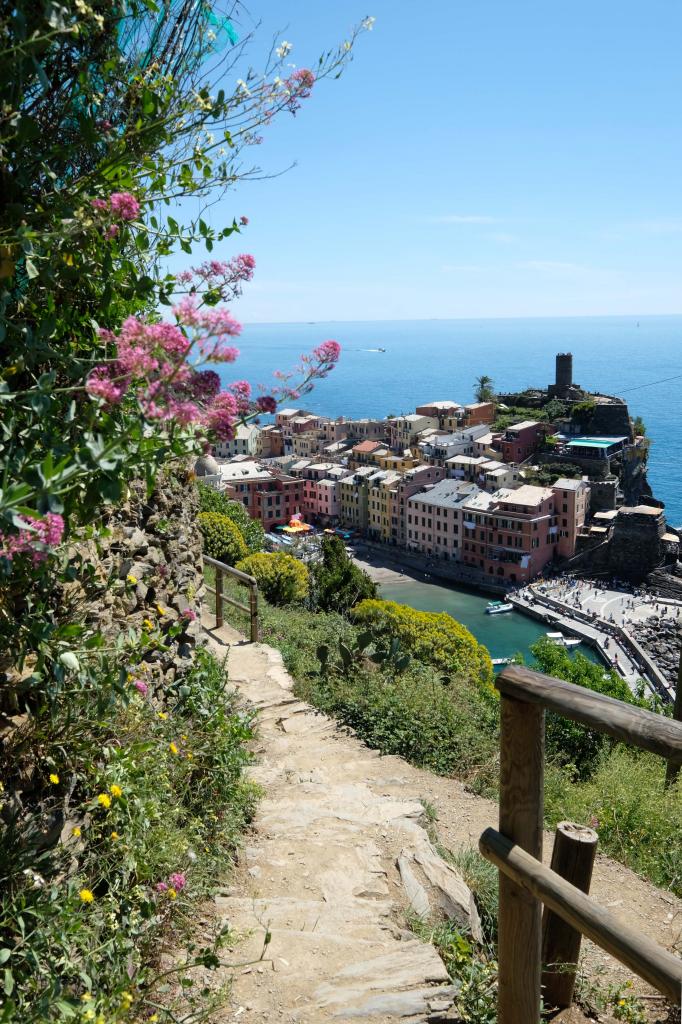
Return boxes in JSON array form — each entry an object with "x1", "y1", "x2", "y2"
[
  {"x1": 553, "y1": 478, "x2": 590, "y2": 558},
  {"x1": 406, "y1": 480, "x2": 480, "y2": 560},
  {"x1": 499, "y1": 421, "x2": 548, "y2": 464},
  {"x1": 461, "y1": 484, "x2": 560, "y2": 583}
]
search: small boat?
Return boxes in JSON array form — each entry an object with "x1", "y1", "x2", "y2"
[
  {"x1": 546, "y1": 632, "x2": 581, "y2": 648},
  {"x1": 486, "y1": 602, "x2": 513, "y2": 615},
  {"x1": 492, "y1": 657, "x2": 513, "y2": 666}
]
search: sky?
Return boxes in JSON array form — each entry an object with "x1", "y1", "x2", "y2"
[{"x1": 178, "y1": 1, "x2": 682, "y2": 323}]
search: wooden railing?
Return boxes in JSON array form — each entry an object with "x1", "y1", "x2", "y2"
[
  {"x1": 203, "y1": 555, "x2": 259, "y2": 643},
  {"x1": 479, "y1": 664, "x2": 682, "y2": 1022}
]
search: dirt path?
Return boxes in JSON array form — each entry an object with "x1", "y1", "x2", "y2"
[{"x1": 205, "y1": 625, "x2": 681, "y2": 1023}]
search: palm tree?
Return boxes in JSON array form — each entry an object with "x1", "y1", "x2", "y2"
[{"x1": 474, "y1": 375, "x2": 495, "y2": 402}]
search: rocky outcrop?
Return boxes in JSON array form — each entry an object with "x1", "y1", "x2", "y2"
[{"x1": 633, "y1": 614, "x2": 681, "y2": 689}]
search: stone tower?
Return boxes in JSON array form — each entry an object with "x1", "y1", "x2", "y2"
[{"x1": 555, "y1": 352, "x2": 573, "y2": 391}]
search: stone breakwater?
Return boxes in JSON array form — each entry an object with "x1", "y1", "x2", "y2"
[{"x1": 634, "y1": 615, "x2": 681, "y2": 689}]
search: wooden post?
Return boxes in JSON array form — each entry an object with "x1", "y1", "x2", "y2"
[
  {"x1": 497, "y1": 694, "x2": 545, "y2": 1024},
  {"x1": 541, "y1": 821, "x2": 598, "y2": 1009},
  {"x1": 215, "y1": 567, "x2": 223, "y2": 629},
  {"x1": 665, "y1": 632, "x2": 682, "y2": 789},
  {"x1": 249, "y1": 584, "x2": 259, "y2": 644}
]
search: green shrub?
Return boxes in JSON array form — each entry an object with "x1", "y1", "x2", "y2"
[
  {"x1": 236, "y1": 552, "x2": 310, "y2": 606},
  {"x1": 311, "y1": 535, "x2": 377, "y2": 612},
  {"x1": 198, "y1": 511, "x2": 249, "y2": 565},
  {"x1": 197, "y1": 483, "x2": 264, "y2": 554},
  {"x1": 530, "y1": 638, "x2": 651, "y2": 777},
  {"x1": 351, "y1": 600, "x2": 493, "y2": 689}
]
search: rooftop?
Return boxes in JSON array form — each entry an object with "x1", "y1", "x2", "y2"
[
  {"x1": 352, "y1": 440, "x2": 385, "y2": 454},
  {"x1": 553, "y1": 477, "x2": 587, "y2": 490},
  {"x1": 494, "y1": 484, "x2": 554, "y2": 507},
  {"x1": 506, "y1": 420, "x2": 541, "y2": 432},
  {"x1": 567, "y1": 436, "x2": 628, "y2": 449},
  {"x1": 408, "y1": 479, "x2": 479, "y2": 510},
  {"x1": 219, "y1": 461, "x2": 271, "y2": 481}
]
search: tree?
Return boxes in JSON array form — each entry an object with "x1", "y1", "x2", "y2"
[
  {"x1": 543, "y1": 399, "x2": 568, "y2": 421},
  {"x1": 197, "y1": 482, "x2": 264, "y2": 553},
  {"x1": 198, "y1": 511, "x2": 248, "y2": 565},
  {"x1": 236, "y1": 552, "x2": 309, "y2": 606},
  {"x1": 311, "y1": 535, "x2": 377, "y2": 613},
  {"x1": 474, "y1": 375, "x2": 495, "y2": 403}
]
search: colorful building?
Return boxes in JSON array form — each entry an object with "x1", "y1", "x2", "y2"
[
  {"x1": 499, "y1": 421, "x2": 548, "y2": 464},
  {"x1": 406, "y1": 480, "x2": 480, "y2": 559}
]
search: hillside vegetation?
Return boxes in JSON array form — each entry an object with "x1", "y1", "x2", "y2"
[{"x1": 249, "y1": 594, "x2": 681, "y2": 896}]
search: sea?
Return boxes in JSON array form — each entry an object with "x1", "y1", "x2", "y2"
[{"x1": 225, "y1": 315, "x2": 682, "y2": 526}]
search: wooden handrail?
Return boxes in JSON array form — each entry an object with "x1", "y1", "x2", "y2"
[
  {"x1": 480, "y1": 827, "x2": 682, "y2": 1005},
  {"x1": 480, "y1": 664, "x2": 682, "y2": 1022},
  {"x1": 497, "y1": 664, "x2": 682, "y2": 764},
  {"x1": 202, "y1": 556, "x2": 259, "y2": 643}
]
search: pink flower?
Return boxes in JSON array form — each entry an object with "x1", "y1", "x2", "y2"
[
  {"x1": 229, "y1": 380, "x2": 251, "y2": 413},
  {"x1": 86, "y1": 364, "x2": 130, "y2": 405},
  {"x1": 239, "y1": 216, "x2": 249, "y2": 225},
  {"x1": 169, "y1": 872, "x2": 186, "y2": 891},
  {"x1": 256, "y1": 395, "x2": 277, "y2": 414},
  {"x1": 133, "y1": 679, "x2": 148, "y2": 696},
  {"x1": 105, "y1": 224, "x2": 119, "y2": 240},
  {"x1": 91, "y1": 198, "x2": 108, "y2": 212},
  {"x1": 313, "y1": 339, "x2": 341, "y2": 364},
  {"x1": 155, "y1": 882, "x2": 168, "y2": 893},
  {"x1": 176, "y1": 269, "x2": 194, "y2": 284},
  {"x1": 181, "y1": 609, "x2": 197, "y2": 622},
  {"x1": 0, "y1": 514, "x2": 65, "y2": 565},
  {"x1": 204, "y1": 391, "x2": 238, "y2": 441},
  {"x1": 109, "y1": 192, "x2": 140, "y2": 221},
  {"x1": 186, "y1": 370, "x2": 221, "y2": 401}
]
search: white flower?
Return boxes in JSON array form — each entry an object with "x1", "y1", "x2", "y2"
[
  {"x1": 207, "y1": 29, "x2": 217, "y2": 42},
  {"x1": 362, "y1": 16, "x2": 376, "y2": 30},
  {"x1": 236, "y1": 79, "x2": 251, "y2": 97},
  {"x1": 276, "y1": 40, "x2": 292, "y2": 59}
]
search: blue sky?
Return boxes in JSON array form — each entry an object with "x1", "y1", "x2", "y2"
[{"x1": 184, "y1": 1, "x2": 682, "y2": 322}]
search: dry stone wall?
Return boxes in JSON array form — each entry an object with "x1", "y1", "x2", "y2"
[{"x1": 68, "y1": 464, "x2": 204, "y2": 687}]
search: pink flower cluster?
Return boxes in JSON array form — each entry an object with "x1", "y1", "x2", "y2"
[
  {"x1": 175, "y1": 254, "x2": 256, "y2": 303},
  {"x1": 156, "y1": 871, "x2": 187, "y2": 894},
  {"x1": 132, "y1": 679, "x2": 148, "y2": 696},
  {"x1": 0, "y1": 513, "x2": 64, "y2": 565},
  {"x1": 91, "y1": 191, "x2": 140, "y2": 222},
  {"x1": 85, "y1": 256, "x2": 341, "y2": 442},
  {"x1": 284, "y1": 68, "x2": 315, "y2": 114}
]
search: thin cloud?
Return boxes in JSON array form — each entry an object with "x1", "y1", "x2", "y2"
[
  {"x1": 517, "y1": 260, "x2": 590, "y2": 273},
  {"x1": 441, "y1": 264, "x2": 486, "y2": 272},
  {"x1": 429, "y1": 214, "x2": 499, "y2": 224},
  {"x1": 488, "y1": 232, "x2": 517, "y2": 244}
]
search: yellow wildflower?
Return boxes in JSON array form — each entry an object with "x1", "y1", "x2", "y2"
[
  {"x1": 72, "y1": 826, "x2": 82, "y2": 837},
  {"x1": 156, "y1": 605, "x2": 166, "y2": 616},
  {"x1": 84, "y1": 1011, "x2": 95, "y2": 1022},
  {"x1": 167, "y1": 887, "x2": 177, "y2": 900},
  {"x1": 81, "y1": 992, "x2": 93, "y2": 1002},
  {"x1": 49, "y1": 773, "x2": 60, "y2": 785},
  {"x1": 96, "y1": 1017, "x2": 105, "y2": 1024},
  {"x1": 157, "y1": 711, "x2": 168, "y2": 720},
  {"x1": 109, "y1": 784, "x2": 122, "y2": 798},
  {"x1": 186, "y1": 752, "x2": 193, "y2": 760},
  {"x1": 79, "y1": 888, "x2": 95, "y2": 903},
  {"x1": 110, "y1": 831, "x2": 119, "y2": 841},
  {"x1": 120, "y1": 991, "x2": 133, "y2": 1009},
  {"x1": 143, "y1": 618, "x2": 154, "y2": 630},
  {"x1": 150, "y1": 1016, "x2": 159, "y2": 1023},
  {"x1": 97, "y1": 793, "x2": 111, "y2": 809},
  {"x1": 618, "y1": 999, "x2": 626, "y2": 1006},
  {"x1": 169, "y1": 742, "x2": 178, "y2": 755},
  {"x1": 126, "y1": 574, "x2": 137, "y2": 584}
]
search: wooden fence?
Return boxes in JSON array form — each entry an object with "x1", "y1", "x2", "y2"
[
  {"x1": 203, "y1": 555, "x2": 259, "y2": 643},
  {"x1": 479, "y1": 664, "x2": 682, "y2": 1021}
]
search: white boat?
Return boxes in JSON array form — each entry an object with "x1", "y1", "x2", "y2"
[
  {"x1": 546, "y1": 631, "x2": 581, "y2": 648},
  {"x1": 486, "y1": 602, "x2": 513, "y2": 615}
]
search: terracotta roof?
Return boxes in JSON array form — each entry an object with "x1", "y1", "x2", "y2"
[{"x1": 352, "y1": 440, "x2": 383, "y2": 453}]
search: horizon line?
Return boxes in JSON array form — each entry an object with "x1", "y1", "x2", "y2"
[{"x1": 242, "y1": 312, "x2": 682, "y2": 327}]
